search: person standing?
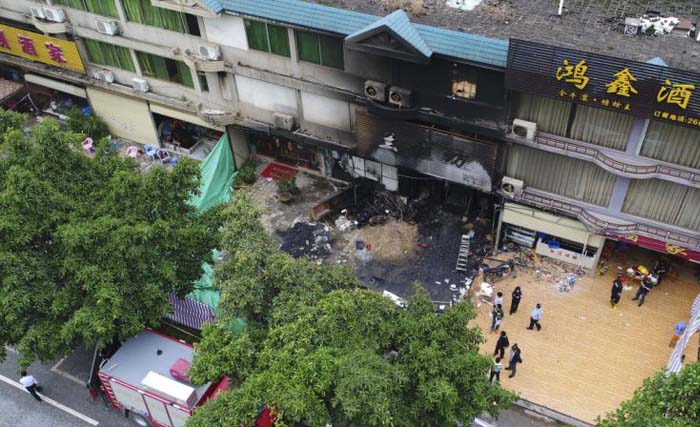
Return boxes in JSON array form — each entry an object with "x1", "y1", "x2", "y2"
[
  {"x1": 506, "y1": 344, "x2": 522, "y2": 378},
  {"x1": 610, "y1": 275, "x2": 625, "y2": 310},
  {"x1": 527, "y1": 303, "x2": 543, "y2": 331},
  {"x1": 494, "y1": 331, "x2": 510, "y2": 359},
  {"x1": 631, "y1": 276, "x2": 652, "y2": 306},
  {"x1": 491, "y1": 304, "x2": 504, "y2": 332},
  {"x1": 494, "y1": 292, "x2": 504, "y2": 308},
  {"x1": 19, "y1": 371, "x2": 42, "y2": 402},
  {"x1": 489, "y1": 357, "x2": 502, "y2": 383},
  {"x1": 510, "y1": 286, "x2": 522, "y2": 314},
  {"x1": 654, "y1": 259, "x2": 669, "y2": 287}
]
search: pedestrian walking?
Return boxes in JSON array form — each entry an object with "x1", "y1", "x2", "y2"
[
  {"x1": 491, "y1": 304, "x2": 504, "y2": 332},
  {"x1": 631, "y1": 275, "x2": 652, "y2": 306},
  {"x1": 489, "y1": 357, "x2": 502, "y2": 383},
  {"x1": 510, "y1": 286, "x2": 522, "y2": 314},
  {"x1": 610, "y1": 275, "x2": 625, "y2": 310},
  {"x1": 494, "y1": 292, "x2": 504, "y2": 307},
  {"x1": 526, "y1": 303, "x2": 543, "y2": 331},
  {"x1": 506, "y1": 344, "x2": 522, "y2": 378},
  {"x1": 19, "y1": 370, "x2": 42, "y2": 402},
  {"x1": 494, "y1": 331, "x2": 510, "y2": 359}
]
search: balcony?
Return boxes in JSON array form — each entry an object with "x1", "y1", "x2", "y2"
[
  {"x1": 31, "y1": 16, "x2": 68, "y2": 34},
  {"x1": 508, "y1": 132, "x2": 700, "y2": 189},
  {"x1": 501, "y1": 188, "x2": 700, "y2": 249},
  {"x1": 182, "y1": 49, "x2": 225, "y2": 73},
  {"x1": 197, "y1": 104, "x2": 238, "y2": 127}
]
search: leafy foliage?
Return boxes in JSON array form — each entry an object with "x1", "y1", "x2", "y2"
[
  {"x1": 65, "y1": 106, "x2": 110, "y2": 141},
  {"x1": 187, "y1": 194, "x2": 514, "y2": 427},
  {"x1": 597, "y1": 362, "x2": 700, "y2": 427},
  {"x1": 0, "y1": 110, "x2": 220, "y2": 365}
]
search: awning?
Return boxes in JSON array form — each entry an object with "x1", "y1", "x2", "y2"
[
  {"x1": 24, "y1": 74, "x2": 86, "y2": 98},
  {"x1": 606, "y1": 233, "x2": 700, "y2": 263},
  {"x1": 504, "y1": 202, "x2": 604, "y2": 247},
  {"x1": 0, "y1": 79, "x2": 23, "y2": 104},
  {"x1": 150, "y1": 103, "x2": 224, "y2": 131}
]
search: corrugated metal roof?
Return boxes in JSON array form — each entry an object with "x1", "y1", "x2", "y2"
[
  {"x1": 200, "y1": 0, "x2": 223, "y2": 14},
  {"x1": 217, "y1": 0, "x2": 508, "y2": 67},
  {"x1": 347, "y1": 10, "x2": 432, "y2": 58}
]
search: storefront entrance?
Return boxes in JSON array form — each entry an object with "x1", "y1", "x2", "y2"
[
  {"x1": 252, "y1": 134, "x2": 322, "y2": 172},
  {"x1": 153, "y1": 112, "x2": 223, "y2": 160}
]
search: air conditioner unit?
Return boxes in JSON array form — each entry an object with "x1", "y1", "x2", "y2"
[
  {"x1": 96, "y1": 20, "x2": 119, "y2": 36},
  {"x1": 272, "y1": 112, "x2": 295, "y2": 131},
  {"x1": 388, "y1": 86, "x2": 412, "y2": 108},
  {"x1": 100, "y1": 70, "x2": 115, "y2": 83},
  {"x1": 501, "y1": 176, "x2": 524, "y2": 197},
  {"x1": 92, "y1": 70, "x2": 103, "y2": 81},
  {"x1": 512, "y1": 118, "x2": 537, "y2": 141},
  {"x1": 131, "y1": 77, "x2": 149, "y2": 93},
  {"x1": 42, "y1": 7, "x2": 65, "y2": 23},
  {"x1": 197, "y1": 44, "x2": 220, "y2": 60},
  {"x1": 364, "y1": 80, "x2": 387, "y2": 102},
  {"x1": 30, "y1": 6, "x2": 46, "y2": 20}
]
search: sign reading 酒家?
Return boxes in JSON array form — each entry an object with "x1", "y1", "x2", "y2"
[
  {"x1": 506, "y1": 39, "x2": 700, "y2": 128},
  {"x1": 0, "y1": 23, "x2": 85, "y2": 73}
]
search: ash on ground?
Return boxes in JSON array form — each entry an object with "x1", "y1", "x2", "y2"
[{"x1": 280, "y1": 220, "x2": 332, "y2": 262}]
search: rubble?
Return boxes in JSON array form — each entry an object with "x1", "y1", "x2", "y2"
[{"x1": 280, "y1": 220, "x2": 332, "y2": 262}]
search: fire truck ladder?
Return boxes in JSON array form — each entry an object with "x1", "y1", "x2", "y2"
[{"x1": 455, "y1": 234, "x2": 471, "y2": 272}]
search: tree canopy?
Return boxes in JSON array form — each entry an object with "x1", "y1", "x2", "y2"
[
  {"x1": 597, "y1": 362, "x2": 700, "y2": 427},
  {"x1": 187, "y1": 194, "x2": 514, "y2": 427},
  {"x1": 0, "y1": 109, "x2": 220, "y2": 366}
]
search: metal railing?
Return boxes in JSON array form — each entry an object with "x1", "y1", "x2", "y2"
[
  {"x1": 511, "y1": 133, "x2": 700, "y2": 186},
  {"x1": 505, "y1": 191, "x2": 700, "y2": 248}
]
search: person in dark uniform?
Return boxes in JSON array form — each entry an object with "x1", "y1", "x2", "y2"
[
  {"x1": 610, "y1": 275, "x2": 625, "y2": 310},
  {"x1": 510, "y1": 286, "x2": 522, "y2": 315},
  {"x1": 632, "y1": 275, "x2": 653, "y2": 306},
  {"x1": 506, "y1": 344, "x2": 522, "y2": 378},
  {"x1": 494, "y1": 331, "x2": 510, "y2": 359},
  {"x1": 653, "y1": 259, "x2": 669, "y2": 287}
]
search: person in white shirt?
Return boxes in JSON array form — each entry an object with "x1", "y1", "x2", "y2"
[
  {"x1": 527, "y1": 303, "x2": 543, "y2": 331},
  {"x1": 493, "y1": 292, "x2": 503, "y2": 307},
  {"x1": 19, "y1": 371, "x2": 42, "y2": 401}
]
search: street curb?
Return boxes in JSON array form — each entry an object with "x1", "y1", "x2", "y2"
[{"x1": 513, "y1": 399, "x2": 595, "y2": 427}]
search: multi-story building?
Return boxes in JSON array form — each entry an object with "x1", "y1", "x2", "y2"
[{"x1": 1, "y1": 0, "x2": 699, "y2": 270}]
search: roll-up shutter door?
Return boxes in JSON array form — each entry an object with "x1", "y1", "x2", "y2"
[{"x1": 87, "y1": 87, "x2": 157, "y2": 145}]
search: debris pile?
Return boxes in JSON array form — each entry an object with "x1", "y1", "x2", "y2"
[
  {"x1": 349, "y1": 191, "x2": 427, "y2": 227},
  {"x1": 280, "y1": 221, "x2": 332, "y2": 262}
]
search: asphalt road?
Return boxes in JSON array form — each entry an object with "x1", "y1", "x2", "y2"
[
  {"x1": 0, "y1": 349, "x2": 131, "y2": 427},
  {"x1": 1, "y1": 346, "x2": 565, "y2": 427}
]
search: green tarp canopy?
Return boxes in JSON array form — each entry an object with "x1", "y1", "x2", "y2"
[
  {"x1": 188, "y1": 133, "x2": 236, "y2": 213},
  {"x1": 185, "y1": 135, "x2": 235, "y2": 322}
]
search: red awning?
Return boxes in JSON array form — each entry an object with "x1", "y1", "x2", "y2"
[{"x1": 607, "y1": 233, "x2": 700, "y2": 263}]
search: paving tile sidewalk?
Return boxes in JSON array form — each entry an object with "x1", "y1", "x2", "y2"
[{"x1": 472, "y1": 258, "x2": 700, "y2": 424}]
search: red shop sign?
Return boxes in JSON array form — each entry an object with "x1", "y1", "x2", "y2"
[{"x1": 607, "y1": 233, "x2": 700, "y2": 262}]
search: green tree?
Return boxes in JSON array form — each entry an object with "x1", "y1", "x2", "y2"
[
  {"x1": 596, "y1": 362, "x2": 700, "y2": 427},
  {"x1": 0, "y1": 111, "x2": 220, "y2": 365},
  {"x1": 187, "y1": 195, "x2": 513, "y2": 427}
]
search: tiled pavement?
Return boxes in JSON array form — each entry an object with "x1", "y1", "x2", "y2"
[{"x1": 473, "y1": 254, "x2": 700, "y2": 424}]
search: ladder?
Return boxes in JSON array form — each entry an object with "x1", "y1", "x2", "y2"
[{"x1": 455, "y1": 234, "x2": 471, "y2": 272}]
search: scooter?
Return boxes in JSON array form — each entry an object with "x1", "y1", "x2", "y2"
[{"x1": 481, "y1": 261, "x2": 514, "y2": 283}]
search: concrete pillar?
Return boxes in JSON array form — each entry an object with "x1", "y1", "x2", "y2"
[
  {"x1": 625, "y1": 117, "x2": 647, "y2": 155},
  {"x1": 608, "y1": 176, "x2": 631, "y2": 214}
]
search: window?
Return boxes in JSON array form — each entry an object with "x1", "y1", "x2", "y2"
[
  {"x1": 640, "y1": 121, "x2": 700, "y2": 169},
  {"x1": 452, "y1": 80, "x2": 477, "y2": 99},
  {"x1": 84, "y1": 39, "x2": 135, "y2": 72},
  {"x1": 245, "y1": 20, "x2": 290, "y2": 57},
  {"x1": 623, "y1": 179, "x2": 700, "y2": 232},
  {"x1": 295, "y1": 30, "x2": 344, "y2": 69},
  {"x1": 52, "y1": 0, "x2": 118, "y2": 18},
  {"x1": 136, "y1": 52, "x2": 193, "y2": 88},
  {"x1": 197, "y1": 72, "x2": 209, "y2": 92},
  {"x1": 122, "y1": 0, "x2": 200, "y2": 35}
]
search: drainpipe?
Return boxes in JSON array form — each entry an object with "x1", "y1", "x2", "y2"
[
  {"x1": 580, "y1": 233, "x2": 589, "y2": 270},
  {"x1": 492, "y1": 203, "x2": 504, "y2": 255},
  {"x1": 558, "y1": 0, "x2": 565, "y2": 15}
]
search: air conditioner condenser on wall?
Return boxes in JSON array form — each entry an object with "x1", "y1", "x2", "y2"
[
  {"x1": 388, "y1": 86, "x2": 413, "y2": 108},
  {"x1": 512, "y1": 119, "x2": 537, "y2": 141},
  {"x1": 96, "y1": 20, "x2": 119, "y2": 36},
  {"x1": 197, "y1": 44, "x2": 221, "y2": 60},
  {"x1": 30, "y1": 6, "x2": 46, "y2": 19},
  {"x1": 501, "y1": 176, "x2": 524, "y2": 197},
  {"x1": 42, "y1": 7, "x2": 65, "y2": 23},
  {"x1": 272, "y1": 112, "x2": 296, "y2": 131},
  {"x1": 131, "y1": 77, "x2": 149, "y2": 93},
  {"x1": 365, "y1": 80, "x2": 388, "y2": 102}
]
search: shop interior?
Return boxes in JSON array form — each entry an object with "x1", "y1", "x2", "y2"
[
  {"x1": 154, "y1": 113, "x2": 222, "y2": 160},
  {"x1": 251, "y1": 134, "x2": 321, "y2": 172}
]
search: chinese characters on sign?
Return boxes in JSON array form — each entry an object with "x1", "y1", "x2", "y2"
[
  {"x1": 0, "y1": 24, "x2": 85, "y2": 73},
  {"x1": 554, "y1": 57, "x2": 700, "y2": 127}
]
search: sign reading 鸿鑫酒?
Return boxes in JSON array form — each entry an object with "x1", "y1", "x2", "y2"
[
  {"x1": 0, "y1": 24, "x2": 85, "y2": 73},
  {"x1": 506, "y1": 39, "x2": 700, "y2": 129}
]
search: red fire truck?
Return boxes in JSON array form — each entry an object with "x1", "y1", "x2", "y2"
[{"x1": 97, "y1": 329, "x2": 229, "y2": 427}]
